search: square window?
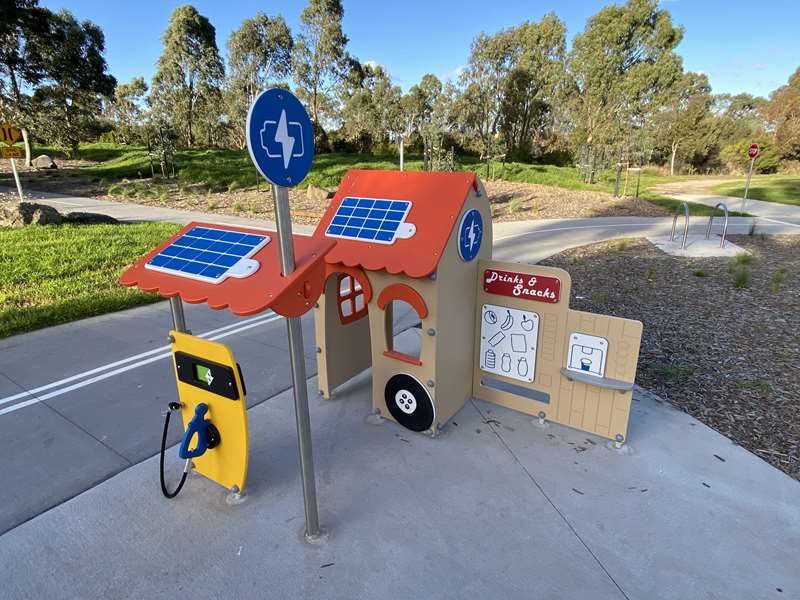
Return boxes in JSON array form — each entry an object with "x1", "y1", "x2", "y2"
[{"x1": 341, "y1": 299, "x2": 353, "y2": 317}]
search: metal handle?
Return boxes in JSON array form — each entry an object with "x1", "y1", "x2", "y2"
[
  {"x1": 670, "y1": 202, "x2": 690, "y2": 249},
  {"x1": 705, "y1": 202, "x2": 729, "y2": 248}
]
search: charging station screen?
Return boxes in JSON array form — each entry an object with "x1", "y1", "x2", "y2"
[{"x1": 194, "y1": 364, "x2": 212, "y2": 385}]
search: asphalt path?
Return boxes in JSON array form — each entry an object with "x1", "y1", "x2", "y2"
[{"x1": 1, "y1": 188, "x2": 799, "y2": 535}]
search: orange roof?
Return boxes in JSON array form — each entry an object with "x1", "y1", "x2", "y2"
[
  {"x1": 120, "y1": 222, "x2": 335, "y2": 317},
  {"x1": 313, "y1": 170, "x2": 478, "y2": 278}
]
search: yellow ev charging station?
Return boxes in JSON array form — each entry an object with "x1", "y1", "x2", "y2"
[{"x1": 159, "y1": 331, "x2": 249, "y2": 498}]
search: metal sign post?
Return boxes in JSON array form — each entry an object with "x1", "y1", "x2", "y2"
[
  {"x1": 741, "y1": 143, "x2": 759, "y2": 213},
  {"x1": 1, "y1": 124, "x2": 24, "y2": 201},
  {"x1": 246, "y1": 88, "x2": 323, "y2": 542}
]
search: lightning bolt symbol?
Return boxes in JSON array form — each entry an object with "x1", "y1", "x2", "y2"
[
  {"x1": 274, "y1": 109, "x2": 295, "y2": 169},
  {"x1": 467, "y1": 220, "x2": 477, "y2": 250}
]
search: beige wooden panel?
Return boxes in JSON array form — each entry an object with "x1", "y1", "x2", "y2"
[
  {"x1": 473, "y1": 260, "x2": 643, "y2": 442},
  {"x1": 314, "y1": 274, "x2": 372, "y2": 398}
]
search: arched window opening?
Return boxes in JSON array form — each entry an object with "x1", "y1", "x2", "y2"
[{"x1": 337, "y1": 274, "x2": 367, "y2": 325}]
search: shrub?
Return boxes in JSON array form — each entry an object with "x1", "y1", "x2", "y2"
[
  {"x1": 732, "y1": 266, "x2": 751, "y2": 288},
  {"x1": 720, "y1": 138, "x2": 780, "y2": 174}
]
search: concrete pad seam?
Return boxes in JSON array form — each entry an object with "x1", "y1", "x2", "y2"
[
  {"x1": 42, "y1": 400, "x2": 133, "y2": 468},
  {"x1": 469, "y1": 398, "x2": 632, "y2": 600}
]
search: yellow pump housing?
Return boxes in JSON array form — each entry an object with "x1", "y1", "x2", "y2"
[{"x1": 170, "y1": 330, "x2": 249, "y2": 492}]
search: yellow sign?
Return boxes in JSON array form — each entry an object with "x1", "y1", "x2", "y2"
[
  {"x1": 170, "y1": 330, "x2": 249, "y2": 493},
  {"x1": 1, "y1": 146, "x2": 23, "y2": 159},
  {"x1": 0, "y1": 124, "x2": 22, "y2": 146}
]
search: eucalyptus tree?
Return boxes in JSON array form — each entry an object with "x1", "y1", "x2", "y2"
[
  {"x1": 567, "y1": 0, "x2": 684, "y2": 159},
  {"x1": 31, "y1": 9, "x2": 116, "y2": 157},
  {"x1": 763, "y1": 68, "x2": 800, "y2": 161},
  {"x1": 151, "y1": 5, "x2": 224, "y2": 147},
  {"x1": 293, "y1": 0, "x2": 349, "y2": 136},
  {"x1": 226, "y1": 12, "x2": 292, "y2": 147},
  {"x1": 0, "y1": 0, "x2": 54, "y2": 164},
  {"x1": 108, "y1": 77, "x2": 148, "y2": 144},
  {"x1": 498, "y1": 14, "x2": 566, "y2": 160},
  {"x1": 340, "y1": 63, "x2": 401, "y2": 151},
  {"x1": 653, "y1": 72, "x2": 712, "y2": 175}
]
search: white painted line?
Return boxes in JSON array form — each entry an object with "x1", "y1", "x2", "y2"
[
  {"x1": 0, "y1": 312, "x2": 277, "y2": 409},
  {"x1": 42, "y1": 199, "x2": 82, "y2": 207},
  {"x1": 495, "y1": 222, "x2": 655, "y2": 242},
  {"x1": 756, "y1": 216, "x2": 800, "y2": 228},
  {"x1": 0, "y1": 313, "x2": 284, "y2": 417}
]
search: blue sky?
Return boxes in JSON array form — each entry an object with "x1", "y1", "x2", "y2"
[{"x1": 42, "y1": 0, "x2": 799, "y2": 98}]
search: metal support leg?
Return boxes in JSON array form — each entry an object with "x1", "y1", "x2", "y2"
[
  {"x1": 271, "y1": 184, "x2": 321, "y2": 542},
  {"x1": 169, "y1": 296, "x2": 187, "y2": 333}
]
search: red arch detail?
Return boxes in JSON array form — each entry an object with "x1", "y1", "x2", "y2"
[{"x1": 377, "y1": 283, "x2": 429, "y2": 319}]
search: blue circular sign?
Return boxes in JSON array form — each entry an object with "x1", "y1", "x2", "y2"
[
  {"x1": 458, "y1": 208, "x2": 483, "y2": 261},
  {"x1": 246, "y1": 88, "x2": 314, "y2": 187}
]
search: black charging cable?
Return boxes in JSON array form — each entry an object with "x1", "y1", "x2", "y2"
[{"x1": 159, "y1": 402, "x2": 190, "y2": 498}]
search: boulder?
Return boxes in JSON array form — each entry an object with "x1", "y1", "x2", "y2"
[
  {"x1": 32, "y1": 155, "x2": 58, "y2": 169},
  {"x1": 63, "y1": 211, "x2": 119, "y2": 225},
  {"x1": 0, "y1": 201, "x2": 63, "y2": 227},
  {"x1": 306, "y1": 184, "x2": 335, "y2": 203}
]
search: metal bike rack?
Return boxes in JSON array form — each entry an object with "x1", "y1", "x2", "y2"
[
  {"x1": 705, "y1": 202, "x2": 729, "y2": 248},
  {"x1": 670, "y1": 202, "x2": 690, "y2": 249}
]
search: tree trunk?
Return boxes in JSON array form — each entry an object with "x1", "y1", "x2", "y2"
[
  {"x1": 670, "y1": 141, "x2": 679, "y2": 176},
  {"x1": 22, "y1": 128, "x2": 32, "y2": 166}
]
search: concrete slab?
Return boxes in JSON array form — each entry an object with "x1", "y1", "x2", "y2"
[
  {"x1": 0, "y1": 402, "x2": 130, "y2": 535},
  {"x1": 648, "y1": 234, "x2": 748, "y2": 257},
  {"x1": 1, "y1": 376, "x2": 797, "y2": 599}
]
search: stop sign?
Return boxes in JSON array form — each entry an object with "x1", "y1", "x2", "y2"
[{"x1": 748, "y1": 143, "x2": 759, "y2": 160}]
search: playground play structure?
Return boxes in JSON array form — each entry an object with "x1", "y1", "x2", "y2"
[{"x1": 119, "y1": 90, "x2": 643, "y2": 543}]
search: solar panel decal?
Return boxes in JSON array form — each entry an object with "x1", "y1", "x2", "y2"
[
  {"x1": 324, "y1": 197, "x2": 413, "y2": 245},
  {"x1": 144, "y1": 226, "x2": 271, "y2": 284}
]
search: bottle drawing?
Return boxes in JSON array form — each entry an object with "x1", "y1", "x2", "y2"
[
  {"x1": 485, "y1": 349, "x2": 496, "y2": 369},
  {"x1": 517, "y1": 357, "x2": 529, "y2": 377},
  {"x1": 501, "y1": 353, "x2": 512, "y2": 373}
]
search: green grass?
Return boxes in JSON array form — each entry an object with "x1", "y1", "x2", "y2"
[
  {"x1": 711, "y1": 175, "x2": 800, "y2": 206},
  {"x1": 0, "y1": 222, "x2": 181, "y2": 338},
  {"x1": 18, "y1": 142, "x2": 746, "y2": 216}
]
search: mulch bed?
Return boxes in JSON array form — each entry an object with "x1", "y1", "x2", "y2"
[
  {"x1": 2, "y1": 160, "x2": 669, "y2": 224},
  {"x1": 541, "y1": 235, "x2": 799, "y2": 480}
]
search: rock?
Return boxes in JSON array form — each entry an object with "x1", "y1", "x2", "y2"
[
  {"x1": 306, "y1": 184, "x2": 335, "y2": 203},
  {"x1": 63, "y1": 212, "x2": 119, "y2": 225},
  {"x1": 0, "y1": 201, "x2": 63, "y2": 227},
  {"x1": 32, "y1": 155, "x2": 58, "y2": 169}
]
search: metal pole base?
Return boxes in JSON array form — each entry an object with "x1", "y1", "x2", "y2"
[
  {"x1": 364, "y1": 408, "x2": 385, "y2": 426},
  {"x1": 301, "y1": 525, "x2": 329, "y2": 546}
]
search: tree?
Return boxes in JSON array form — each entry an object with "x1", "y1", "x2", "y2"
[
  {"x1": 0, "y1": 0, "x2": 54, "y2": 164},
  {"x1": 340, "y1": 63, "x2": 401, "y2": 152},
  {"x1": 458, "y1": 30, "x2": 515, "y2": 172},
  {"x1": 108, "y1": 77, "x2": 148, "y2": 144},
  {"x1": 151, "y1": 5, "x2": 224, "y2": 147},
  {"x1": 293, "y1": 0, "x2": 348, "y2": 137},
  {"x1": 498, "y1": 14, "x2": 566, "y2": 161},
  {"x1": 226, "y1": 12, "x2": 292, "y2": 148},
  {"x1": 763, "y1": 67, "x2": 800, "y2": 161},
  {"x1": 654, "y1": 72, "x2": 712, "y2": 175},
  {"x1": 31, "y1": 10, "x2": 116, "y2": 157},
  {"x1": 567, "y1": 0, "x2": 683, "y2": 159}
]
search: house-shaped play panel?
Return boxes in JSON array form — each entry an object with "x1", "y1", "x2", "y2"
[
  {"x1": 313, "y1": 169, "x2": 643, "y2": 443},
  {"x1": 120, "y1": 221, "x2": 336, "y2": 317}
]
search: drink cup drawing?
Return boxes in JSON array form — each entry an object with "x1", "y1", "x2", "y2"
[
  {"x1": 485, "y1": 349, "x2": 496, "y2": 369},
  {"x1": 580, "y1": 358, "x2": 592, "y2": 372}
]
